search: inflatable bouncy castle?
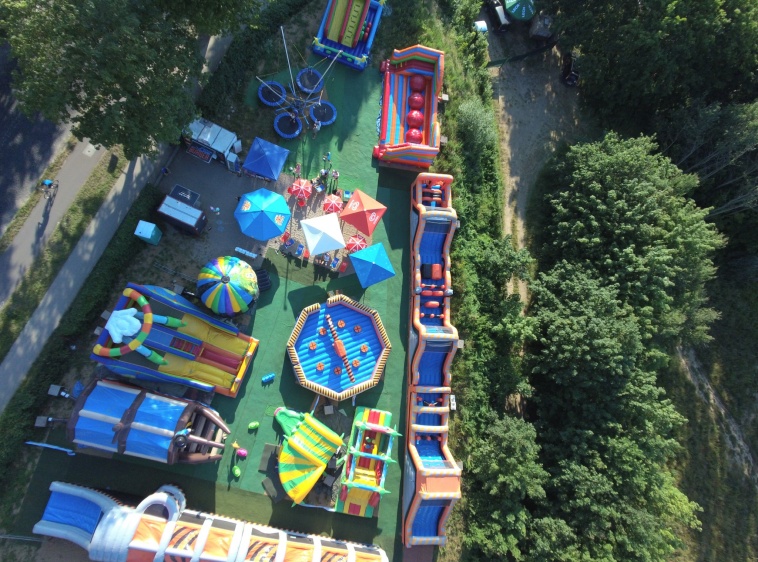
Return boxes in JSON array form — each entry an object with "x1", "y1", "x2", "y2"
[
  {"x1": 92, "y1": 284, "x2": 258, "y2": 397},
  {"x1": 373, "y1": 46, "x2": 444, "y2": 169},
  {"x1": 313, "y1": 0, "x2": 385, "y2": 70},
  {"x1": 34, "y1": 482, "x2": 389, "y2": 561},
  {"x1": 402, "y1": 173, "x2": 462, "y2": 547}
]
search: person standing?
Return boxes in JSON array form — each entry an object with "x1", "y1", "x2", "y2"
[{"x1": 312, "y1": 120, "x2": 321, "y2": 139}]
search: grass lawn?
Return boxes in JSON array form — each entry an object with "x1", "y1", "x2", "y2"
[{"x1": 12, "y1": 47, "x2": 419, "y2": 561}]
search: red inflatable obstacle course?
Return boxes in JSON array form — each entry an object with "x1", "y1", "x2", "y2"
[
  {"x1": 373, "y1": 45, "x2": 445, "y2": 169},
  {"x1": 403, "y1": 172, "x2": 462, "y2": 548}
]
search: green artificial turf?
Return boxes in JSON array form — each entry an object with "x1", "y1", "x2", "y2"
[{"x1": 16, "y1": 54, "x2": 419, "y2": 561}]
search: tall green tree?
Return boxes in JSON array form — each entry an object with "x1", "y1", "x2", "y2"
[
  {"x1": 452, "y1": 234, "x2": 534, "y2": 407},
  {"x1": 544, "y1": 0, "x2": 758, "y2": 129},
  {"x1": 657, "y1": 101, "x2": 758, "y2": 221},
  {"x1": 461, "y1": 408, "x2": 548, "y2": 561},
  {"x1": 3, "y1": 0, "x2": 259, "y2": 159},
  {"x1": 544, "y1": 133, "x2": 723, "y2": 344},
  {"x1": 529, "y1": 263, "x2": 701, "y2": 561}
]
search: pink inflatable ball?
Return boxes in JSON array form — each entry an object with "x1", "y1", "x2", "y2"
[
  {"x1": 408, "y1": 92, "x2": 424, "y2": 110},
  {"x1": 406, "y1": 110, "x2": 424, "y2": 129},
  {"x1": 236, "y1": 448, "x2": 248, "y2": 459},
  {"x1": 409, "y1": 75, "x2": 426, "y2": 92},
  {"x1": 405, "y1": 128, "x2": 423, "y2": 143}
]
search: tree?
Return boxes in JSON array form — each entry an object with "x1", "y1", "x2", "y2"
[
  {"x1": 3, "y1": 0, "x2": 259, "y2": 159},
  {"x1": 460, "y1": 408, "x2": 548, "y2": 561},
  {"x1": 656, "y1": 101, "x2": 758, "y2": 222},
  {"x1": 658, "y1": 101, "x2": 758, "y2": 188},
  {"x1": 528, "y1": 263, "x2": 701, "y2": 561},
  {"x1": 543, "y1": 0, "x2": 758, "y2": 129},
  {"x1": 544, "y1": 133, "x2": 723, "y2": 345},
  {"x1": 452, "y1": 234, "x2": 534, "y2": 406},
  {"x1": 707, "y1": 185, "x2": 758, "y2": 218}
]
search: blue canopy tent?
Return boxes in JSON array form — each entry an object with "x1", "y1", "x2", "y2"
[
  {"x1": 242, "y1": 137, "x2": 290, "y2": 180},
  {"x1": 234, "y1": 188, "x2": 291, "y2": 241},
  {"x1": 349, "y1": 243, "x2": 396, "y2": 289}
]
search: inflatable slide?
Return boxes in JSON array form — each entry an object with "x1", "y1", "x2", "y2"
[
  {"x1": 313, "y1": 0, "x2": 385, "y2": 70},
  {"x1": 92, "y1": 283, "x2": 258, "y2": 397},
  {"x1": 335, "y1": 407, "x2": 399, "y2": 518},
  {"x1": 402, "y1": 173, "x2": 462, "y2": 548},
  {"x1": 34, "y1": 481, "x2": 390, "y2": 561},
  {"x1": 373, "y1": 46, "x2": 444, "y2": 169},
  {"x1": 67, "y1": 379, "x2": 229, "y2": 464},
  {"x1": 275, "y1": 407, "x2": 344, "y2": 504}
]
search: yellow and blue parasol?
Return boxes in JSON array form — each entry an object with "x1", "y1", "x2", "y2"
[{"x1": 197, "y1": 256, "x2": 259, "y2": 316}]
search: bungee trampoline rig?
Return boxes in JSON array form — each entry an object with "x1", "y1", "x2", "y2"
[{"x1": 257, "y1": 27, "x2": 340, "y2": 139}]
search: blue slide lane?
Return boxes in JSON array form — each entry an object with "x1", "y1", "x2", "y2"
[
  {"x1": 412, "y1": 501, "x2": 447, "y2": 537},
  {"x1": 418, "y1": 223, "x2": 448, "y2": 265},
  {"x1": 418, "y1": 220, "x2": 452, "y2": 327},
  {"x1": 416, "y1": 411, "x2": 442, "y2": 426},
  {"x1": 42, "y1": 492, "x2": 102, "y2": 535},
  {"x1": 418, "y1": 348, "x2": 446, "y2": 386},
  {"x1": 416, "y1": 436, "x2": 446, "y2": 467}
]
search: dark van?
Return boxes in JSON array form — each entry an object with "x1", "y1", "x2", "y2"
[{"x1": 485, "y1": 0, "x2": 512, "y2": 33}]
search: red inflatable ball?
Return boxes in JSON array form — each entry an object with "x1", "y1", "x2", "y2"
[
  {"x1": 408, "y1": 92, "x2": 424, "y2": 109},
  {"x1": 405, "y1": 128, "x2": 423, "y2": 143},
  {"x1": 406, "y1": 110, "x2": 424, "y2": 128},
  {"x1": 409, "y1": 75, "x2": 426, "y2": 92}
]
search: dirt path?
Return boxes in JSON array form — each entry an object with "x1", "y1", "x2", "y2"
[
  {"x1": 487, "y1": 31, "x2": 586, "y2": 299},
  {"x1": 677, "y1": 346, "x2": 758, "y2": 487}
]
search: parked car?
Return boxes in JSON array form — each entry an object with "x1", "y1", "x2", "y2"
[{"x1": 485, "y1": 0, "x2": 513, "y2": 33}]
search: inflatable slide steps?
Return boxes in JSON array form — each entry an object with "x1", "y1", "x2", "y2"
[
  {"x1": 255, "y1": 268, "x2": 272, "y2": 291},
  {"x1": 185, "y1": 411, "x2": 223, "y2": 457},
  {"x1": 340, "y1": 0, "x2": 369, "y2": 47},
  {"x1": 412, "y1": 173, "x2": 454, "y2": 210}
]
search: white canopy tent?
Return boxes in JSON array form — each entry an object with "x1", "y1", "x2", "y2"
[{"x1": 300, "y1": 213, "x2": 346, "y2": 255}]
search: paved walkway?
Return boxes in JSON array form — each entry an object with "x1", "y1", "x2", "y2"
[{"x1": 0, "y1": 139, "x2": 106, "y2": 309}]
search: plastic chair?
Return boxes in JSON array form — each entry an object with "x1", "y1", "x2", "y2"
[
  {"x1": 297, "y1": 198, "x2": 307, "y2": 207},
  {"x1": 330, "y1": 257, "x2": 340, "y2": 269},
  {"x1": 281, "y1": 231, "x2": 291, "y2": 244},
  {"x1": 293, "y1": 244, "x2": 304, "y2": 257},
  {"x1": 339, "y1": 260, "x2": 348, "y2": 273},
  {"x1": 342, "y1": 190, "x2": 352, "y2": 202},
  {"x1": 303, "y1": 248, "x2": 311, "y2": 260}
]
